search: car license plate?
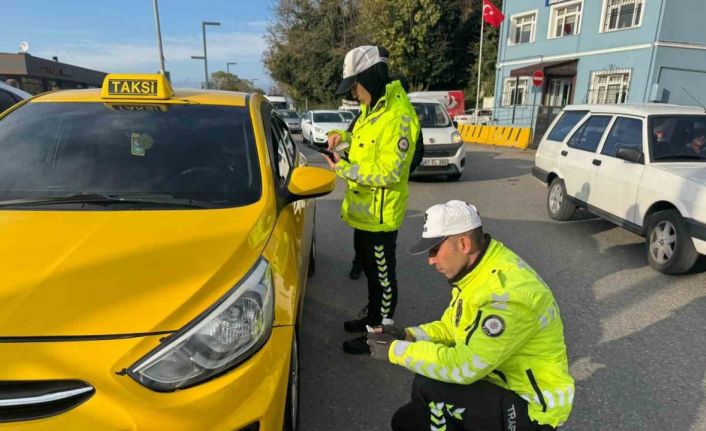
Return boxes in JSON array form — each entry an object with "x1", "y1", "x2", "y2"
[{"x1": 421, "y1": 159, "x2": 448, "y2": 167}]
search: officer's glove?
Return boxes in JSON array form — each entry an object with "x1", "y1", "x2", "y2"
[
  {"x1": 366, "y1": 333, "x2": 396, "y2": 361},
  {"x1": 370, "y1": 325, "x2": 412, "y2": 341}
]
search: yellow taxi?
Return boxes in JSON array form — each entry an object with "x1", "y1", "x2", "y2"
[{"x1": 0, "y1": 74, "x2": 335, "y2": 430}]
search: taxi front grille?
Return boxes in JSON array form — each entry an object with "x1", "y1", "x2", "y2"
[
  {"x1": 0, "y1": 380, "x2": 95, "y2": 423},
  {"x1": 423, "y1": 144, "x2": 462, "y2": 158}
]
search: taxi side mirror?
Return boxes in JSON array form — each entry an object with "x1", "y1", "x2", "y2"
[{"x1": 286, "y1": 166, "x2": 336, "y2": 202}]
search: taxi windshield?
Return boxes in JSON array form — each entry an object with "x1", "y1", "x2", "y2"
[{"x1": 0, "y1": 102, "x2": 261, "y2": 208}]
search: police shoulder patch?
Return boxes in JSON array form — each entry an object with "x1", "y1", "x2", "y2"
[
  {"x1": 398, "y1": 137, "x2": 409, "y2": 152},
  {"x1": 482, "y1": 315, "x2": 505, "y2": 337}
]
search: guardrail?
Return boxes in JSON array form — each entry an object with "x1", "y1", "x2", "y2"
[{"x1": 457, "y1": 123, "x2": 533, "y2": 150}]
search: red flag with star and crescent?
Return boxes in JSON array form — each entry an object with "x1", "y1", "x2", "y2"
[{"x1": 482, "y1": 0, "x2": 504, "y2": 29}]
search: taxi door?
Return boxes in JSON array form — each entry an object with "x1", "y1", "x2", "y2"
[
  {"x1": 263, "y1": 105, "x2": 311, "y2": 326},
  {"x1": 587, "y1": 116, "x2": 646, "y2": 225},
  {"x1": 558, "y1": 115, "x2": 613, "y2": 203}
]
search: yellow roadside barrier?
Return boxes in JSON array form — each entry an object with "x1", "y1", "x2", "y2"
[{"x1": 458, "y1": 123, "x2": 532, "y2": 149}]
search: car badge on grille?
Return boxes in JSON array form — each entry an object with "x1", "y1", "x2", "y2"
[{"x1": 429, "y1": 138, "x2": 435, "y2": 143}]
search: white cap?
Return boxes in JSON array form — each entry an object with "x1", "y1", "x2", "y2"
[
  {"x1": 409, "y1": 200, "x2": 482, "y2": 255},
  {"x1": 335, "y1": 45, "x2": 388, "y2": 96}
]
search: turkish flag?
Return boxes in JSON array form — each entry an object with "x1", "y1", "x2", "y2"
[{"x1": 483, "y1": 0, "x2": 504, "y2": 29}]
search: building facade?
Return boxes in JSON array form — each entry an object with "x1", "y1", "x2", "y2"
[
  {"x1": 492, "y1": 0, "x2": 706, "y2": 144},
  {"x1": 0, "y1": 53, "x2": 106, "y2": 95}
]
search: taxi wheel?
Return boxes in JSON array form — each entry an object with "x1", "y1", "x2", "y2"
[
  {"x1": 307, "y1": 233, "x2": 316, "y2": 277},
  {"x1": 645, "y1": 209, "x2": 699, "y2": 274},
  {"x1": 547, "y1": 178, "x2": 575, "y2": 221},
  {"x1": 283, "y1": 334, "x2": 300, "y2": 431}
]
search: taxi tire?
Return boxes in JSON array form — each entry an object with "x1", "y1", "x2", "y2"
[
  {"x1": 307, "y1": 232, "x2": 316, "y2": 277},
  {"x1": 645, "y1": 209, "x2": 699, "y2": 274},
  {"x1": 547, "y1": 178, "x2": 575, "y2": 221},
  {"x1": 283, "y1": 334, "x2": 300, "y2": 431}
]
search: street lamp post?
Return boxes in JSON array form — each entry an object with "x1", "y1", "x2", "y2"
[
  {"x1": 191, "y1": 21, "x2": 220, "y2": 89},
  {"x1": 152, "y1": 0, "x2": 166, "y2": 74},
  {"x1": 226, "y1": 62, "x2": 237, "y2": 75}
]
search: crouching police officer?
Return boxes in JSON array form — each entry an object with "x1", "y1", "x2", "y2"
[
  {"x1": 367, "y1": 200, "x2": 574, "y2": 430},
  {"x1": 325, "y1": 45, "x2": 420, "y2": 354}
]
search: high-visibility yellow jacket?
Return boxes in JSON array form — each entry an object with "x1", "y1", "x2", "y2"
[
  {"x1": 331, "y1": 80, "x2": 420, "y2": 232},
  {"x1": 389, "y1": 239, "x2": 574, "y2": 428}
]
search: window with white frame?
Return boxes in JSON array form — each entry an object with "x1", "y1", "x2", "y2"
[
  {"x1": 502, "y1": 77, "x2": 530, "y2": 106},
  {"x1": 549, "y1": 1, "x2": 582, "y2": 38},
  {"x1": 602, "y1": 0, "x2": 644, "y2": 32},
  {"x1": 509, "y1": 12, "x2": 536, "y2": 45},
  {"x1": 587, "y1": 69, "x2": 632, "y2": 104}
]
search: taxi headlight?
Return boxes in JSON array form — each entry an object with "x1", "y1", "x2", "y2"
[
  {"x1": 128, "y1": 258, "x2": 274, "y2": 392},
  {"x1": 451, "y1": 131, "x2": 463, "y2": 144},
  {"x1": 314, "y1": 126, "x2": 325, "y2": 134}
]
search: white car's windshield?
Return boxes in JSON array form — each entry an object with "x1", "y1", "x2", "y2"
[
  {"x1": 412, "y1": 102, "x2": 451, "y2": 128},
  {"x1": 650, "y1": 115, "x2": 706, "y2": 162},
  {"x1": 314, "y1": 112, "x2": 345, "y2": 123}
]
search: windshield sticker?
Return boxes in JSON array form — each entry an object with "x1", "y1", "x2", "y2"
[{"x1": 130, "y1": 133, "x2": 154, "y2": 157}]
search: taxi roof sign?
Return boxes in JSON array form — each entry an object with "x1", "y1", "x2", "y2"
[{"x1": 101, "y1": 73, "x2": 174, "y2": 100}]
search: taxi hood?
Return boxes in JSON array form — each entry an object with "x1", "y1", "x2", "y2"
[{"x1": 0, "y1": 203, "x2": 275, "y2": 337}]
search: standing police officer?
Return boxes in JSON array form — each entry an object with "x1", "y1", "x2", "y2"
[
  {"x1": 368, "y1": 201, "x2": 574, "y2": 430},
  {"x1": 325, "y1": 45, "x2": 420, "y2": 354}
]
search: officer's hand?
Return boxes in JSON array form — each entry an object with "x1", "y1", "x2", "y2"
[
  {"x1": 323, "y1": 150, "x2": 341, "y2": 170},
  {"x1": 371, "y1": 325, "x2": 411, "y2": 341},
  {"x1": 366, "y1": 333, "x2": 395, "y2": 361},
  {"x1": 327, "y1": 133, "x2": 342, "y2": 151}
]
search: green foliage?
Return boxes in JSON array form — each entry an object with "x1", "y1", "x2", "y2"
[
  {"x1": 210, "y1": 71, "x2": 263, "y2": 93},
  {"x1": 357, "y1": 0, "x2": 475, "y2": 91},
  {"x1": 264, "y1": 0, "x2": 358, "y2": 105},
  {"x1": 264, "y1": 0, "x2": 502, "y2": 105}
]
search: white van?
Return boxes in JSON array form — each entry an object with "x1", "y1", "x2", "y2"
[{"x1": 409, "y1": 96, "x2": 465, "y2": 181}]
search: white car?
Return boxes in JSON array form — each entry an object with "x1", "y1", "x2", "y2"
[
  {"x1": 454, "y1": 108, "x2": 493, "y2": 125},
  {"x1": 301, "y1": 110, "x2": 350, "y2": 147},
  {"x1": 0, "y1": 82, "x2": 31, "y2": 113},
  {"x1": 533, "y1": 103, "x2": 706, "y2": 274},
  {"x1": 278, "y1": 109, "x2": 302, "y2": 134},
  {"x1": 409, "y1": 96, "x2": 466, "y2": 181}
]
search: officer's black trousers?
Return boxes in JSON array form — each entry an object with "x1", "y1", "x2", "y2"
[
  {"x1": 391, "y1": 375, "x2": 556, "y2": 431},
  {"x1": 353, "y1": 228, "x2": 398, "y2": 323}
]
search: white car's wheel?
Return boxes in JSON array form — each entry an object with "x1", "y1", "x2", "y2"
[
  {"x1": 645, "y1": 209, "x2": 699, "y2": 274},
  {"x1": 547, "y1": 178, "x2": 575, "y2": 221}
]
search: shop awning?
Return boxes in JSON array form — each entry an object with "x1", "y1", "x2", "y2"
[{"x1": 510, "y1": 59, "x2": 578, "y2": 78}]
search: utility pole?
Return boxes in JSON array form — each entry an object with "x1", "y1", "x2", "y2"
[
  {"x1": 227, "y1": 62, "x2": 237, "y2": 75},
  {"x1": 191, "y1": 21, "x2": 220, "y2": 89},
  {"x1": 152, "y1": 0, "x2": 166, "y2": 74}
]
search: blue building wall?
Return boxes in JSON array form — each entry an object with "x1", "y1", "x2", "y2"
[
  {"x1": 658, "y1": 0, "x2": 706, "y2": 44},
  {"x1": 491, "y1": 0, "x2": 706, "y2": 128}
]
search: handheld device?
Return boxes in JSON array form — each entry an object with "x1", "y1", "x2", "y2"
[{"x1": 310, "y1": 145, "x2": 349, "y2": 163}]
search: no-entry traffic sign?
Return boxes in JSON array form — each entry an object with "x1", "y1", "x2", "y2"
[{"x1": 532, "y1": 70, "x2": 544, "y2": 87}]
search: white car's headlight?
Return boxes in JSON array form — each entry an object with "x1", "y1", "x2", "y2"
[
  {"x1": 314, "y1": 126, "x2": 325, "y2": 134},
  {"x1": 451, "y1": 131, "x2": 463, "y2": 144},
  {"x1": 128, "y1": 258, "x2": 274, "y2": 392}
]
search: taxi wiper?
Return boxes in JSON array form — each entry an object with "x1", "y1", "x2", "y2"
[{"x1": 0, "y1": 193, "x2": 217, "y2": 209}]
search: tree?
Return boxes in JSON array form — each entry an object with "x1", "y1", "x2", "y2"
[
  {"x1": 264, "y1": 0, "x2": 360, "y2": 105},
  {"x1": 356, "y1": 0, "x2": 475, "y2": 91},
  {"x1": 210, "y1": 71, "x2": 263, "y2": 93}
]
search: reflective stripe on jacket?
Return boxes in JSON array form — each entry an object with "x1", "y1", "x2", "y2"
[
  {"x1": 389, "y1": 239, "x2": 575, "y2": 428},
  {"x1": 332, "y1": 80, "x2": 420, "y2": 232}
]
